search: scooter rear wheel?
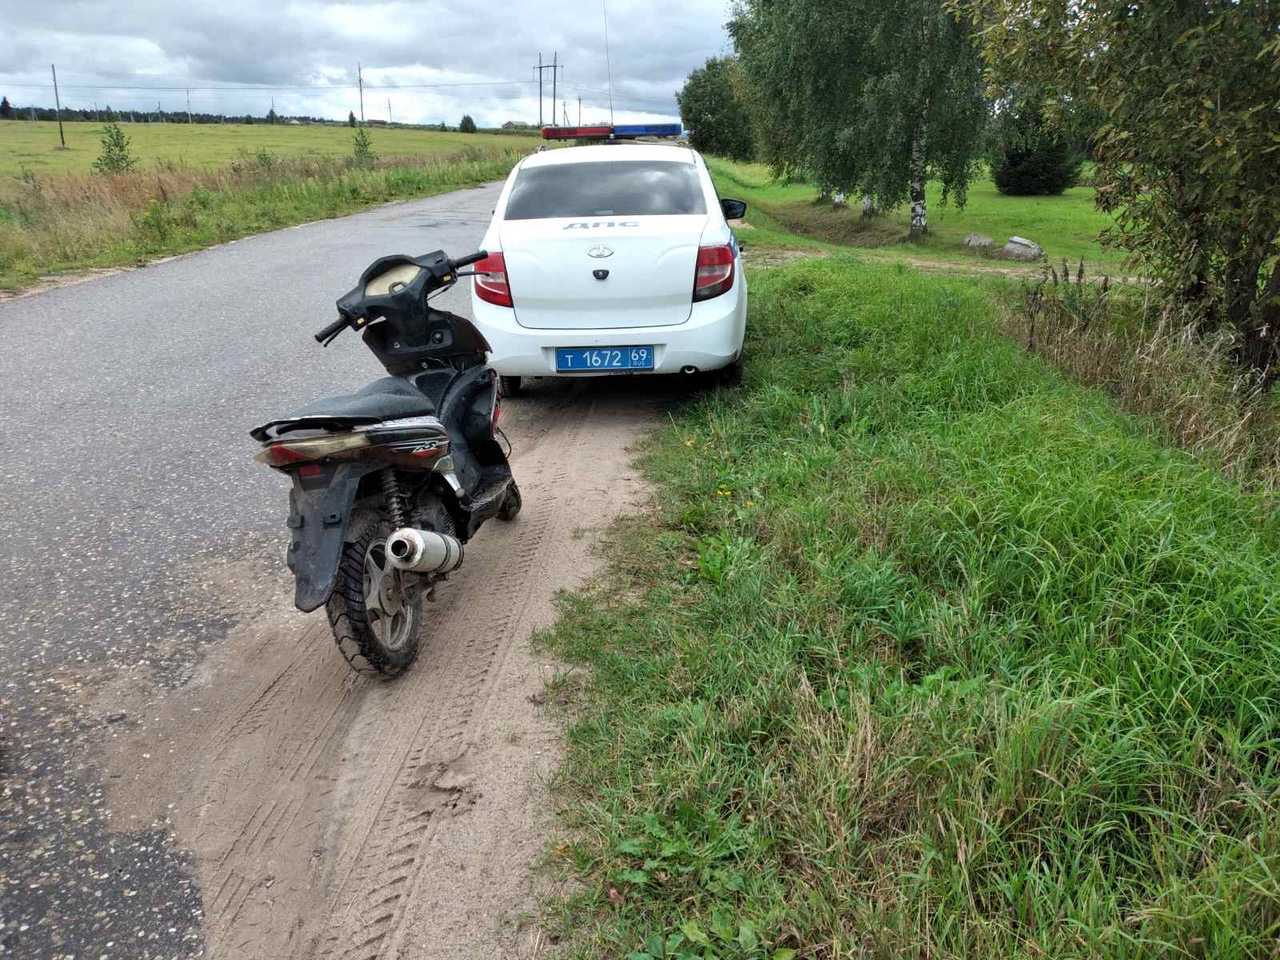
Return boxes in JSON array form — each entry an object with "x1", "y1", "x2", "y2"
[
  {"x1": 327, "y1": 510, "x2": 424, "y2": 677},
  {"x1": 498, "y1": 482, "x2": 522, "y2": 521}
]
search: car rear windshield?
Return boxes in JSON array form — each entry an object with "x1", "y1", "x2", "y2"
[{"x1": 504, "y1": 160, "x2": 707, "y2": 220}]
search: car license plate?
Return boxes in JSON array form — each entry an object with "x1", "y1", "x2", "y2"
[{"x1": 555, "y1": 346, "x2": 655, "y2": 371}]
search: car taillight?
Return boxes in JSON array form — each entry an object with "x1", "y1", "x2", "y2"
[
  {"x1": 474, "y1": 252, "x2": 513, "y2": 307},
  {"x1": 693, "y1": 244, "x2": 735, "y2": 302}
]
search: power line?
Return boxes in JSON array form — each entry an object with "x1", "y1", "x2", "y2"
[
  {"x1": 559, "y1": 81, "x2": 674, "y2": 111},
  {"x1": 4, "y1": 73, "x2": 677, "y2": 111},
  {"x1": 0, "y1": 78, "x2": 530, "y2": 93}
]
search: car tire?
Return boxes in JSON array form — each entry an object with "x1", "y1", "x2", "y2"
[
  {"x1": 499, "y1": 375, "x2": 523, "y2": 397},
  {"x1": 717, "y1": 352, "x2": 745, "y2": 388}
]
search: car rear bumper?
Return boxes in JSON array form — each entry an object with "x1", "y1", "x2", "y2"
[{"x1": 471, "y1": 284, "x2": 747, "y2": 377}]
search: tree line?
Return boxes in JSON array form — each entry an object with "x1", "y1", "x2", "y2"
[
  {"x1": 678, "y1": 1, "x2": 1280, "y2": 382},
  {"x1": 0, "y1": 97, "x2": 330, "y2": 126}
]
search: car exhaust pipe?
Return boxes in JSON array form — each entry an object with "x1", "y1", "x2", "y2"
[
  {"x1": 681, "y1": 365, "x2": 699, "y2": 375},
  {"x1": 385, "y1": 528, "x2": 465, "y2": 574}
]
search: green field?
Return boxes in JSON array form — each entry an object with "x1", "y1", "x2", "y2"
[
  {"x1": 0, "y1": 120, "x2": 534, "y2": 177},
  {"x1": 708, "y1": 158, "x2": 1128, "y2": 273}
]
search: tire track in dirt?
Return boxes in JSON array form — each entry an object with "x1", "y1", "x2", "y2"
[
  {"x1": 319, "y1": 394, "x2": 603, "y2": 960},
  {"x1": 103, "y1": 378, "x2": 665, "y2": 960}
]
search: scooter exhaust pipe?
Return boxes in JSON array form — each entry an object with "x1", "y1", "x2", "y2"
[{"x1": 386, "y1": 528, "x2": 465, "y2": 574}]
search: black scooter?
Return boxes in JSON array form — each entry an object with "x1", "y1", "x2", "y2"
[{"x1": 251, "y1": 249, "x2": 521, "y2": 677}]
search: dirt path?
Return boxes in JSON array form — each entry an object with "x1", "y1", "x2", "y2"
[{"x1": 101, "y1": 379, "x2": 661, "y2": 959}]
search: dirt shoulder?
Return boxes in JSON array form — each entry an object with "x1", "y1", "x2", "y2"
[{"x1": 99, "y1": 379, "x2": 662, "y2": 959}]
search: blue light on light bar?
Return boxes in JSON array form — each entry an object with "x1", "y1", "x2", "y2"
[{"x1": 611, "y1": 123, "x2": 683, "y2": 138}]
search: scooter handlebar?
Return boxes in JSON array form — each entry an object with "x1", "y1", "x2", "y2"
[
  {"x1": 314, "y1": 316, "x2": 348, "y2": 344},
  {"x1": 450, "y1": 250, "x2": 488, "y2": 270}
]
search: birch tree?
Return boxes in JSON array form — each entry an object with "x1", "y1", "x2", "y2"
[{"x1": 731, "y1": 0, "x2": 988, "y2": 239}]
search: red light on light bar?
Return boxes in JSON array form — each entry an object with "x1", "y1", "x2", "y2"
[{"x1": 541, "y1": 125, "x2": 613, "y2": 140}]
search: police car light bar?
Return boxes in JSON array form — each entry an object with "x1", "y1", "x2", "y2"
[
  {"x1": 612, "y1": 123, "x2": 683, "y2": 138},
  {"x1": 541, "y1": 123, "x2": 683, "y2": 141}
]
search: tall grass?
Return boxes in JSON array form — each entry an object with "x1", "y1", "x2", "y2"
[
  {"x1": 543, "y1": 258, "x2": 1280, "y2": 959},
  {"x1": 1011, "y1": 265, "x2": 1280, "y2": 489},
  {"x1": 0, "y1": 145, "x2": 528, "y2": 288}
]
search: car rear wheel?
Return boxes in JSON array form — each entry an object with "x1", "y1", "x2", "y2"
[
  {"x1": 499, "y1": 375, "x2": 523, "y2": 397},
  {"x1": 717, "y1": 352, "x2": 745, "y2": 388}
]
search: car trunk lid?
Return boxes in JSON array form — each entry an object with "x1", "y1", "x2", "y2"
[{"x1": 499, "y1": 216, "x2": 706, "y2": 330}]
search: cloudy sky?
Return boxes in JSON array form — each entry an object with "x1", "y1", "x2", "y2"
[{"x1": 2, "y1": 0, "x2": 737, "y2": 126}]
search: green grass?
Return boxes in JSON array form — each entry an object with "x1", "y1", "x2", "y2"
[
  {"x1": 0, "y1": 120, "x2": 535, "y2": 177},
  {"x1": 709, "y1": 158, "x2": 1127, "y2": 273},
  {"x1": 541, "y1": 258, "x2": 1280, "y2": 958}
]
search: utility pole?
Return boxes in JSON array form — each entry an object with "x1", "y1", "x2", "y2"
[
  {"x1": 578, "y1": 97, "x2": 582, "y2": 125},
  {"x1": 186, "y1": 89, "x2": 192, "y2": 124},
  {"x1": 50, "y1": 64, "x2": 65, "y2": 147},
  {"x1": 357, "y1": 63, "x2": 365, "y2": 123},
  {"x1": 532, "y1": 53, "x2": 564, "y2": 128},
  {"x1": 387, "y1": 97, "x2": 393, "y2": 125},
  {"x1": 270, "y1": 96, "x2": 276, "y2": 122},
  {"x1": 157, "y1": 101, "x2": 162, "y2": 123}
]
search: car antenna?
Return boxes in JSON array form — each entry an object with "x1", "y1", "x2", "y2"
[{"x1": 602, "y1": 0, "x2": 615, "y2": 126}]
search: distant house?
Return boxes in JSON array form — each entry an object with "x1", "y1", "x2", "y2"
[
  {"x1": 285, "y1": 119, "x2": 302, "y2": 125},
  {"x1": 502, "y1": 121, "x2": 532, "y2": 130},
  {"x1": 367, "y1": 118, "x2": 389, "y2": 127}
]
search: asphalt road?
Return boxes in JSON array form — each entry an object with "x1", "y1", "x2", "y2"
[{"x1": 0, "y1": 184, "x2": 506, "y2": 959}]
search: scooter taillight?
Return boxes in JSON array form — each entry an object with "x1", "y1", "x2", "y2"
[{"x1": 254, "y1": 433, "x2": 370, "y2": 467}]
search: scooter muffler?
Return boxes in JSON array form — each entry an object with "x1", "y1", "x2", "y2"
[{"x1": 385, "y1": 528, "x2": 465, "y2": 574}]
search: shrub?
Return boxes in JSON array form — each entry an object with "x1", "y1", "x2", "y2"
[
  {"x1": 991, "y1": 108, "x2": 1081, "y2": 196},
  {"x1": 992, "y1": 139, "x2": 1080, "y2": 195},
  {"x1": 91, "y1": 123, "x2": 138, "y2": 174},
  {"x1": 352, "y1": 127, "x2": 376, "y2": 165}
]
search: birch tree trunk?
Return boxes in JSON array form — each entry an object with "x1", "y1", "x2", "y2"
[
  {"x1": 861, "y1": 194, "x2": 875, "y2": 218},
  {"x1": 909, "y1": 128, "x2": 928, "y2": 240}
]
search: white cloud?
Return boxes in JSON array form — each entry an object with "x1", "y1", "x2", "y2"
[{"x1": 0, "y1": 0, "x2": 736, "y2": 126}]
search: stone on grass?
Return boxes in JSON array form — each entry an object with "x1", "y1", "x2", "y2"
[
  {"x1": 999, "y1": 236, "x2": 1045, "y2": 261},
  {"x1": 964, "y1": 233, "x2": 994, "y2": 249}
]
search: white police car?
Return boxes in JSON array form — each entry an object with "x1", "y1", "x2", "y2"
[{"x1": 469, "y1": 130, "x2": 748, "y2": 393}]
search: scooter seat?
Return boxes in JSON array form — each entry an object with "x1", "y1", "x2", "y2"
[
  {"x1": 250, "y1": 378, "x2": 435, "y2": 441},
  {"x1": 287, "y1": 377, "x2": 435, "y2": 421}
]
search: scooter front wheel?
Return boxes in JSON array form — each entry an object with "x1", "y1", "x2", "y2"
[{"x1": 327, "y1": 510, "x2": 423, "y2": 677}]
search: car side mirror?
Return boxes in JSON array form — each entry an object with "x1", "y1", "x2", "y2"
[{"x1": 721, "y1": 198, "x2": 748, "y2": 221}]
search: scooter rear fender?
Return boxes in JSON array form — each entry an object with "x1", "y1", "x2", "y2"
[{"x1": 286, "y1": 461, "x2": 382, "y2": 612}]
